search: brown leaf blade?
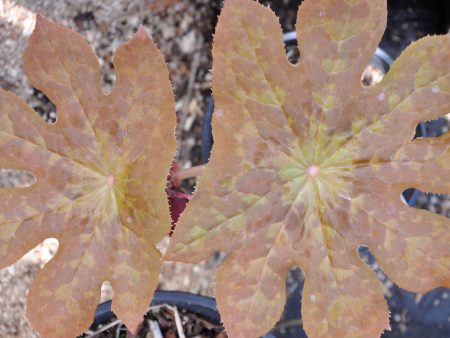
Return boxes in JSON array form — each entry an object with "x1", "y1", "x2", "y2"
[
  {"x1": 0, "y1": 16, "x2": 176, "y2": 337},
  {"x1": 166, "y1": 0, "x2": 450, "y2": 337}
]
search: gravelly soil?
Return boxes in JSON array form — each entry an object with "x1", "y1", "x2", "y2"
[{"x1": 0, "y1": 0, "x2": 450, "y2": 337}]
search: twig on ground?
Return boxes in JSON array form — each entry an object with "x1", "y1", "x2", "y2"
[
  {"x1": 84, "y1": 319, "x2": 122, "y2": 338},
  {"x1": 180, "y1": 35, "x2": 204, "y2": 132},
  {"x1": 174, "y1": 164, "x2": 205, "y2": 183},
  {"x1": 172, "y1": 305, "x2": 187, "y2": 338},
  {"x1": 116, "y1": 321, "x2": 123, "y2": 337},
  {"x1": 148, "y1": 0, "x2": 179, "y2": 13},
  {"x1": 148, "y1": 320, "x2": 164, "y2": 338}
]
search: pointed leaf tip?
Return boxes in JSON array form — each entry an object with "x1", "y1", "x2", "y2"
[
  {"x1": 138, "y1": 26, "x2": 147, "y2": 34},
  {"x1": 34, "y1": 13, "x2": 56, "y2": 30},
  {"x1": 121, "y1": 26, "x2": 154, "y2": 51},
  {"x1": 35, "y1": 13, "x2": 46, "y2": 24},
  {"x1": 135, "y1": 26, "x2": 149, "y2": 39}
]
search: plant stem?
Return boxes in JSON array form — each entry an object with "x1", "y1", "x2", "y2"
[{"x1": 174, "y1": 164, "x2": 205, "y2": 182}]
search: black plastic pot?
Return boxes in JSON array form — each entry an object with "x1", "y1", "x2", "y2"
[
  {"x1": 92, "y1": 291, "x2": 220, "y2": 330},
  {"x1": 92, "y1": 290, "x2": 276, "y2": 338},
  {"x1": 380, "y1": 0, "x2": 450, "y2": 60}
]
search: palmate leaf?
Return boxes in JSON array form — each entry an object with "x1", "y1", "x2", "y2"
[
  {"x1": 165, "y1": 0, "x2": 450, "y2": 337},
  {"x1": 0, "y1": 16, "x2": 176, "y2": 337}
]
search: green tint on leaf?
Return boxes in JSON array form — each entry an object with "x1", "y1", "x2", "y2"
[
  {"x1": 165, "y1": 0, "x2": 450, "y2": 337},
  {"x1": 0, "y1": 16, "x2": 176, "y2": 338}
]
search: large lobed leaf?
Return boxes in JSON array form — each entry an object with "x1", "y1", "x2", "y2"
[
  {"x1": 165, "y1": 0, "x2": 450, "y2": 337},
  {"x1": 0, "y1": 16, "x2": 176, "y2": 337}
]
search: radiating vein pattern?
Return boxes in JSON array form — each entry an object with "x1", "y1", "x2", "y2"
[
  {"x1": 166, "y1": 0, "x2": 450, "y2": 337},
  {"x1": 0, "y1": 15, "x2": 176, "y2": 338}
]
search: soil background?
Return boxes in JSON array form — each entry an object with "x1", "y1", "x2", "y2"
[{"x1": 0, "y1": 0, "x2": 449, "y2": 337}]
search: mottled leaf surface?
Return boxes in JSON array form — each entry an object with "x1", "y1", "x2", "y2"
[
  {"x1": 0, "y1": 16, "x2": 176, "y2": 337},
  {"x1": 165, "y1": 0, "x2": 450, "y2": 337}
]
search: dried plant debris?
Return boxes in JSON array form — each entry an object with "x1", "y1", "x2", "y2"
[{"x1": 79, "y1": 304, "x2": 225, "y2": 338}]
